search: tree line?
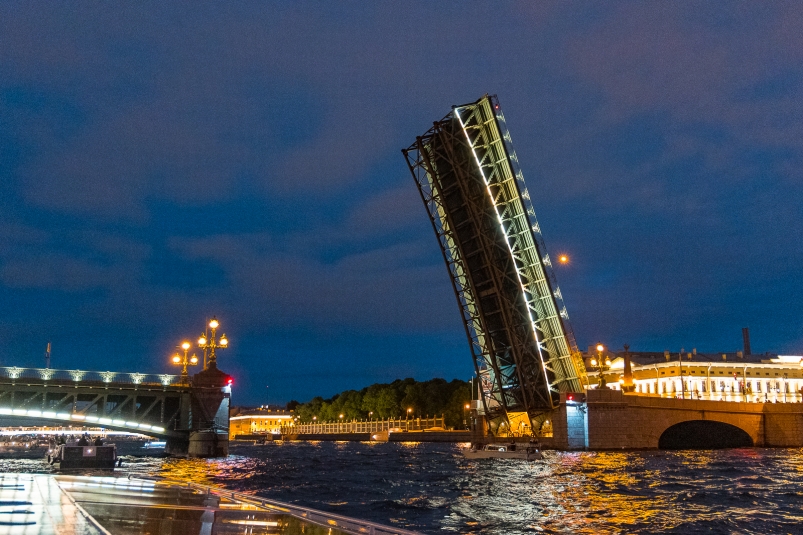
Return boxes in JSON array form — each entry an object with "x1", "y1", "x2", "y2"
[{"x1": 288, "y1": 378, "x2": 471, "y2": 428}]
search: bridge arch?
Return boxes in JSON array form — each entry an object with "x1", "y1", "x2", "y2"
[
  {"x1": 0, "y1": 408, "x2": 174, "y2": 439},
  {"x1": 658, "y1": 420, "x2": 753, "y2": 449}
]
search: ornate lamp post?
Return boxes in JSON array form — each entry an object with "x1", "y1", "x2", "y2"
[
  {"x1": 197, "y1": 317, "x2": 228, "y2": 370},
  {"x1": 590, "y1": 342, "x2": 612, "y2": 389},
  {"x1": 172, "y1": 341, "x2": 199, "y2": 385}
]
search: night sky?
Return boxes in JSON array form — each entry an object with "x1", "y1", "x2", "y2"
[{"x1": 1, "y1": 3, "x2": 801, "y2": 406}]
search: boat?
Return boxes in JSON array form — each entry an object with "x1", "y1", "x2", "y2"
[
  {"x1": 463, "y1": 442, "x2": 544, "y2": 461},
  {"x1": 142, "y1": 440, "x2": 167, "y2": 449},
  {"x1": 46, "y1": 443, "x2": 118, "y2": 470}
]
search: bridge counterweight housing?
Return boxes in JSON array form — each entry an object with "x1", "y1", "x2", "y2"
[{"x1": 403, "y1": 94, "x2": 586, "y2": 435}]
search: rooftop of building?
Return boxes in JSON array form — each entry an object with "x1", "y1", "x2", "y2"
[{"x1": 230, "y1": 406, "x2": 295, "y2": 418}]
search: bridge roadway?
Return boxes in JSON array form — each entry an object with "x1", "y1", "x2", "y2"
[{"x1": 0, "y1": 364, "x2": 232, "y2": 456}]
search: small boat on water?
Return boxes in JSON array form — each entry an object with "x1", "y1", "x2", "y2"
[
  {"x1": 463, "y1": 442, "x2": 544, "y2": 461},
  {"x1": 46, "y1": 443, "x2": 118, "y2": 470}
]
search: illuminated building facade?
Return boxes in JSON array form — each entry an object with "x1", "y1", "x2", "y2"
[
  {"x1": 229, "y1": 410, "x2": 295, "y2": 439},
  {"x1": 403, "y1": 94, "x2": 585, "y2": 434},
  {"x1": 586, "y1": 353, "x2": 803, "y2": 403}
]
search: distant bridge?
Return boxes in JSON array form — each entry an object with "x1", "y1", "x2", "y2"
[{"x1": 0, "y1": 364, "x2": 232, "y2": 456}]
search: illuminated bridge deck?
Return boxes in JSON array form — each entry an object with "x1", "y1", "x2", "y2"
[{"x1": 0, "y1": 473, "x2": 418, "y2": 535}]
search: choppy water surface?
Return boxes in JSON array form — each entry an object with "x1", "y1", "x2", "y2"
[{"x1": 4, "y1": 442, "x2": 803, "y2": 534}]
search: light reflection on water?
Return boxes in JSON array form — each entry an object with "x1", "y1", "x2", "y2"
[{"x1": 3, "y1": 442, "x2": 803, "y2": 534}]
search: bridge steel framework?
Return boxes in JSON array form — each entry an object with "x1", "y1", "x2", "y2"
[
  {"x1": 403, "y1": 94, "x2": 586, "y2": 433},
  {"x1": 0, "y1": 366, "x2": 231, "y2": 442}
]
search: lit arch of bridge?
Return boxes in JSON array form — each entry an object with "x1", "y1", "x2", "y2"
[{"x1": 0, "y1": 407, "x2": 170, "y2": 437}]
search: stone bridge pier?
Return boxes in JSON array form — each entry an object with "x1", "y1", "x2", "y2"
[
  {"x1": 550, "y1": 389, "x2": 803, "y2": 449},
  {"x1": 166, "y1": 365, "x2": 232, "y2": 458}
]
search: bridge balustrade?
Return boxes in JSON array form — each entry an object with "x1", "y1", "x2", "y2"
[
  {"x1": 284, "y1": 416, "x2": 445, "y2": 435},
  {"x1": 0, "y1": 366, "x2": 178, "y2": 387}
]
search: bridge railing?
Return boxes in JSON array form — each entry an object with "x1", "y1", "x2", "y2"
[
  {"x1": 0, "y1": 366, "x2": 178, "y2": 387},
  {"x1": 285, "y1": 416, "x2": 446, "y2": 435}
]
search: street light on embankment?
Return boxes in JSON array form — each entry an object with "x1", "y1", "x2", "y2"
[{"x1": 590, "y1": 343, "x2": 611, "y2": 389}]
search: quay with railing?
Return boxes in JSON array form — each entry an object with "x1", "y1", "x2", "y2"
[{"x1": 285, "y1": 416, "x2": 445, "y2": 435}]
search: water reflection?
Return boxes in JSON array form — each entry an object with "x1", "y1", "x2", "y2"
[{"x1": 3, "y1": 441, "x2": 803, "y2": 534}]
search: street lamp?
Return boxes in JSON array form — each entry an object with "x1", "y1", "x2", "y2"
[
  {"x1": 407, "y1": 408, "x2": 412, "y2": 419},
  {"x1": 590, "y1": 342, "x2": 611, "y2": 389},
  {"x1": 369, "y1": 411, "x2": 374, "y2": 420},
  {"x1": 197, "y1": 317, "x2": 229, "y2": 370},
  {"x1": 464, "y1": 403, "x2": 471, "y2": 430},
  {"x1": 171, "y1": 341, "x2": 199, "y2": 385}
]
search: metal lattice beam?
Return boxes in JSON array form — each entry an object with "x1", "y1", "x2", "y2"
[{"x1": 403, "y1": 94, "x2": 586, "y2": 431}]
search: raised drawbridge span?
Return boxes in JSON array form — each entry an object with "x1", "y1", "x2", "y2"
[{"x1": 403, "y1": 94, "x2": 587, "y2": 435}]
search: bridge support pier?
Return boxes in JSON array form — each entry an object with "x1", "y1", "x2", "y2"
[
  {"x1": 188, "y1": 430, "x2": 229, "y2": 457},
  {"x1": 165, "y1": 365, "x2": 232, "y2": 458}
]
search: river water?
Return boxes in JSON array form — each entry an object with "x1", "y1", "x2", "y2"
[{"x1": 4, "y1": 441, "x2": 803, "y2": 534}]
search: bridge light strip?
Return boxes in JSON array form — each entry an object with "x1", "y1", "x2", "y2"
[
  {"x1": 0, "y1": 407, "x2": 165, "y2": 434},
  {"x1": 454, "y1": 106, "x2": 554, "y2": 403}
]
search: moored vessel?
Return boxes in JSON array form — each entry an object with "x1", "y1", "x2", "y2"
[{"x1": 46, "y1": 442, "x2": 118, "y2": 470}]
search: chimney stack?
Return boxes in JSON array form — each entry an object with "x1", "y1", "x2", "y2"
[{"x1": 742, "y1": 327, "x2": 752, "y2": 356}]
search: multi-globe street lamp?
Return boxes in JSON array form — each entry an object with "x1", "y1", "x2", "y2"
[
  {"x1": 171, "y1": 341, "x2": 199, "y2": 385},
  {"x1": 590, "y1": 343, "x2": 612, "y2": 389},
  {"x1": 197, "y1": 317, "x2": 228, "y2": 369}
]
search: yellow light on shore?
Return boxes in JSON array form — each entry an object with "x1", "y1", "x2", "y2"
[
  {"x1": 209, "y1": 319, "x2": 219, "y2": 329},
  {"x1": 190, "y1": 355, "x2": 198, "y2": 365},
  {"x1": 198, "y1": 336, "x2": 207, "y2": 346},
  {"x1": 596, "y1": 343, "x2": 604, "y2": 352},
  {"x1": 558, "y1": 254, "x2": 569, "y2": 264},
  {"x1": 181, "y1": 341, "x2": 191, "y2": 351},
  {"x1": 220, "y1": 336, "x2": 228, "y2": 347},
  {"x1": 172, "y1": 355, "x2": 181, "y2": 364},
  {"x1": 590, "y1": 358, "x2": 597, "y2": 366}
]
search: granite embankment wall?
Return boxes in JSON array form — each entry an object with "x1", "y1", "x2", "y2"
[{"x1": 235, "y1": 431, "x2": 476, "y2": 443}]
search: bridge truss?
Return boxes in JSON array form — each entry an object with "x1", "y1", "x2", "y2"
[
  {"x1": 0, "y1": 366, "x2": 187, "y2": 437},
  {"x1": 403, "y1": 94, "x2": 586, "y2": 433}
]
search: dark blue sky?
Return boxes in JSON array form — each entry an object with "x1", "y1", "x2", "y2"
[{"x1": 1, "y1": 2, "x2": 801, "y2": 405}]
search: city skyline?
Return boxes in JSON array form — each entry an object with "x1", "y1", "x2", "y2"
[{"x1": 1, "y1": 2, "x2": 802, "y2": 405}]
